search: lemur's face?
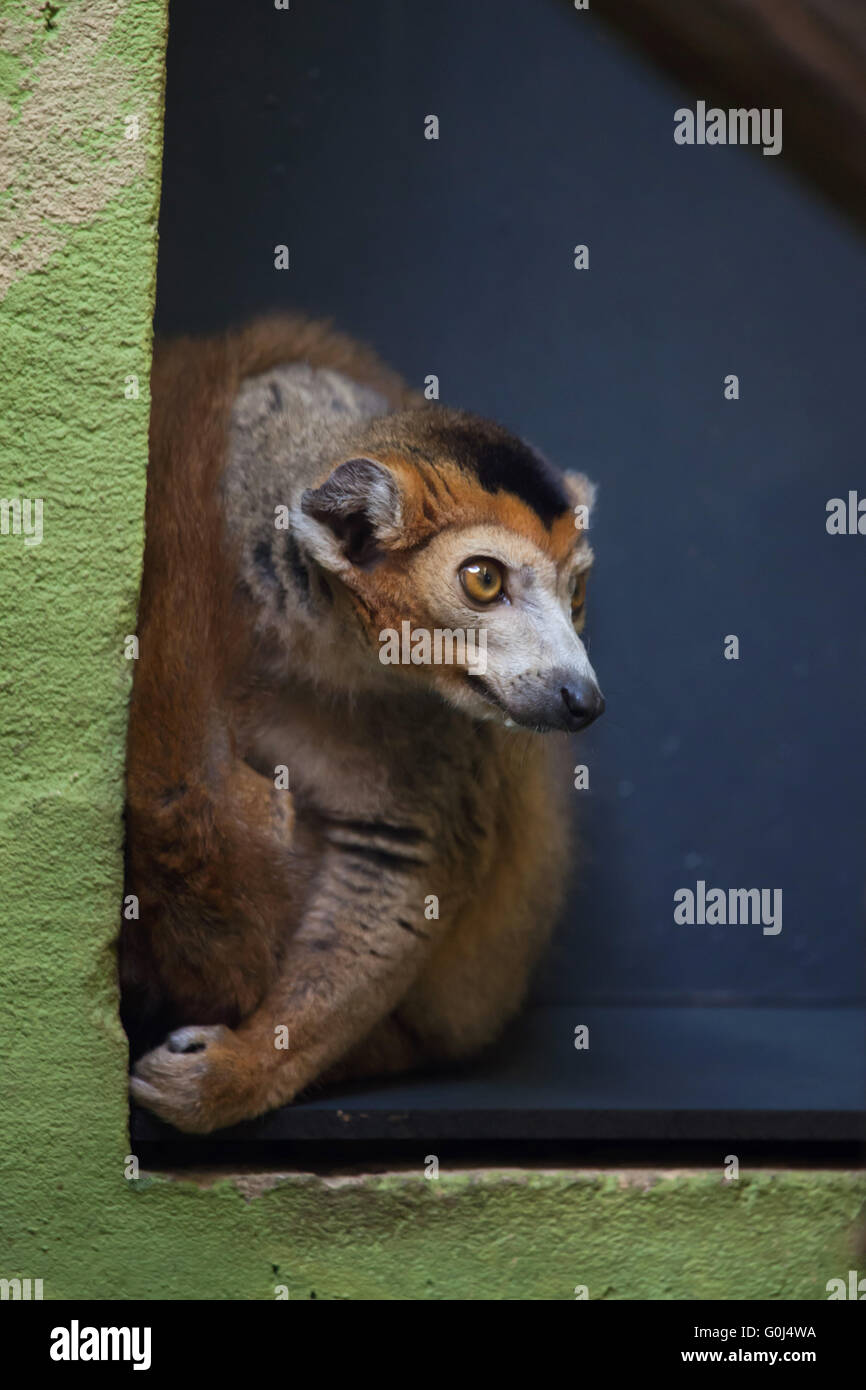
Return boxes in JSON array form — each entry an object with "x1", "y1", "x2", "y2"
[
  {"x1": 295, "y1": 409, "x2": 604, "y2": 733},
  {"x1": 404, "y1": 522, "x2": 602, "y2": 732}
]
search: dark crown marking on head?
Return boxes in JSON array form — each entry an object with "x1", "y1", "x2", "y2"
[{"x1": 426, "y1": 418, "x2": 571, "y2": 528}]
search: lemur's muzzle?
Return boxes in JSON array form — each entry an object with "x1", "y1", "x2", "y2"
[{"x1": 518, "y1": 669, "x2": 604, "y2": 733}]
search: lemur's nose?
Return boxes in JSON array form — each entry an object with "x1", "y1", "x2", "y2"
[{"x1": 561, "y1": 678, "x2": 605, "y2": 731}]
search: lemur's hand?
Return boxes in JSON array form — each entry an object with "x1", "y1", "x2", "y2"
[{"x1": 130, "y1": 1024, "x2": 268, "y2": 1133}]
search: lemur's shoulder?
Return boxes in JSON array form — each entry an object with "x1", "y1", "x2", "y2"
[
  {"x1": 145, "y1": 314, "x2": 415, "y2": 571},
  {"x1": 136, "y1": 316, "x2": 415, "y2": 709},
  {"x1": 225, "y1": 361, "x2": 394, "y2": 519}
]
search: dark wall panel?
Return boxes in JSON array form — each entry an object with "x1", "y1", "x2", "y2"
[{"x1": 155, "y1": 0, "x2": 866, "y2": 1005}]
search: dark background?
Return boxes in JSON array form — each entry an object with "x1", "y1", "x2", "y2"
[{"x1": 154, "y1": 0, "x2": 865, "y2": 1019}]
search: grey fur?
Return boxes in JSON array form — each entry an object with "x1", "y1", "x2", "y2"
[{"x1": 224, "y1": 363, "x2": 391, "y2": 612}]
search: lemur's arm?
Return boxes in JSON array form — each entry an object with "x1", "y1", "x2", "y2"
[{"x1": 130, "y1": 837, "x2": 441, "y2": 1132}]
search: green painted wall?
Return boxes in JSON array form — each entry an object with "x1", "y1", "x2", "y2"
[{"x1": 0, "y1": 0, "x2": 862, "y2": 1301}]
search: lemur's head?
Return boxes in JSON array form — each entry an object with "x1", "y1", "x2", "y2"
[{"x1": 294, "y1": 406, "x2": 604, "y2": 733}]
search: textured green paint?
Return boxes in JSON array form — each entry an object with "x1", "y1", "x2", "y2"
[
  {"x1": 0, "y1": 0, "x2": 168, "y2": 1289},
  {"x1": 0, "y1": 0, "x2": 862, "y2": 1303}
]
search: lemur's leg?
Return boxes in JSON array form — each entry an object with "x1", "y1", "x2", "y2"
[
  {"x1": 318, "y1": 1012, "x2": 429, "y2": 1086},
  {"x1": 320, "y1": 810, "x2": 567, "y2": 1087},
  {"x1": 130, "y1": 845, "x2": 442, "y2": 1132},
  {"x1": 321, "y1": 913, "x2": 551, "y2": 1087}
]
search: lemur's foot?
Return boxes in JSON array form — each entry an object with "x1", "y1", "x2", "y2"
[{"x1": 130, "y1": 1024, "x2": 270, "y2": 1133}]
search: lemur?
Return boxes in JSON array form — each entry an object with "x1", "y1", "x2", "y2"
[{"x1": 121, "y1": 315, "x2": 603, "y2": 1133}]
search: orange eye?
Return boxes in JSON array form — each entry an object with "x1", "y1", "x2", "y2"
[
  {"x1": 571, "y1": 575, "x2": 587, "y2": 625},
  {"x1": 460, "y1": 558, "x2": 503, "y2": 604}
]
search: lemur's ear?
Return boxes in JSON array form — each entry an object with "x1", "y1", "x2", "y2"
[
  {"x1": 298, "y1": 457, "x2": 402, "y2": 569},
  {"x1": 564, "y1": 471, "x2": 597, "y2": 528}
]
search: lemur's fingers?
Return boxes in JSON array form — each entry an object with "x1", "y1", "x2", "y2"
[{"x1": 130, "y1": 1024, "x2": 256, "y2": 1134}]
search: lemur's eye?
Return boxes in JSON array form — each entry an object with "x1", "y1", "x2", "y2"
[
  {"x1": 460, "y1": 557, "x2": 504, "y2": 604},
  {"x1": 571, "y1": 574, "x2": 587, "y2": 624}
]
